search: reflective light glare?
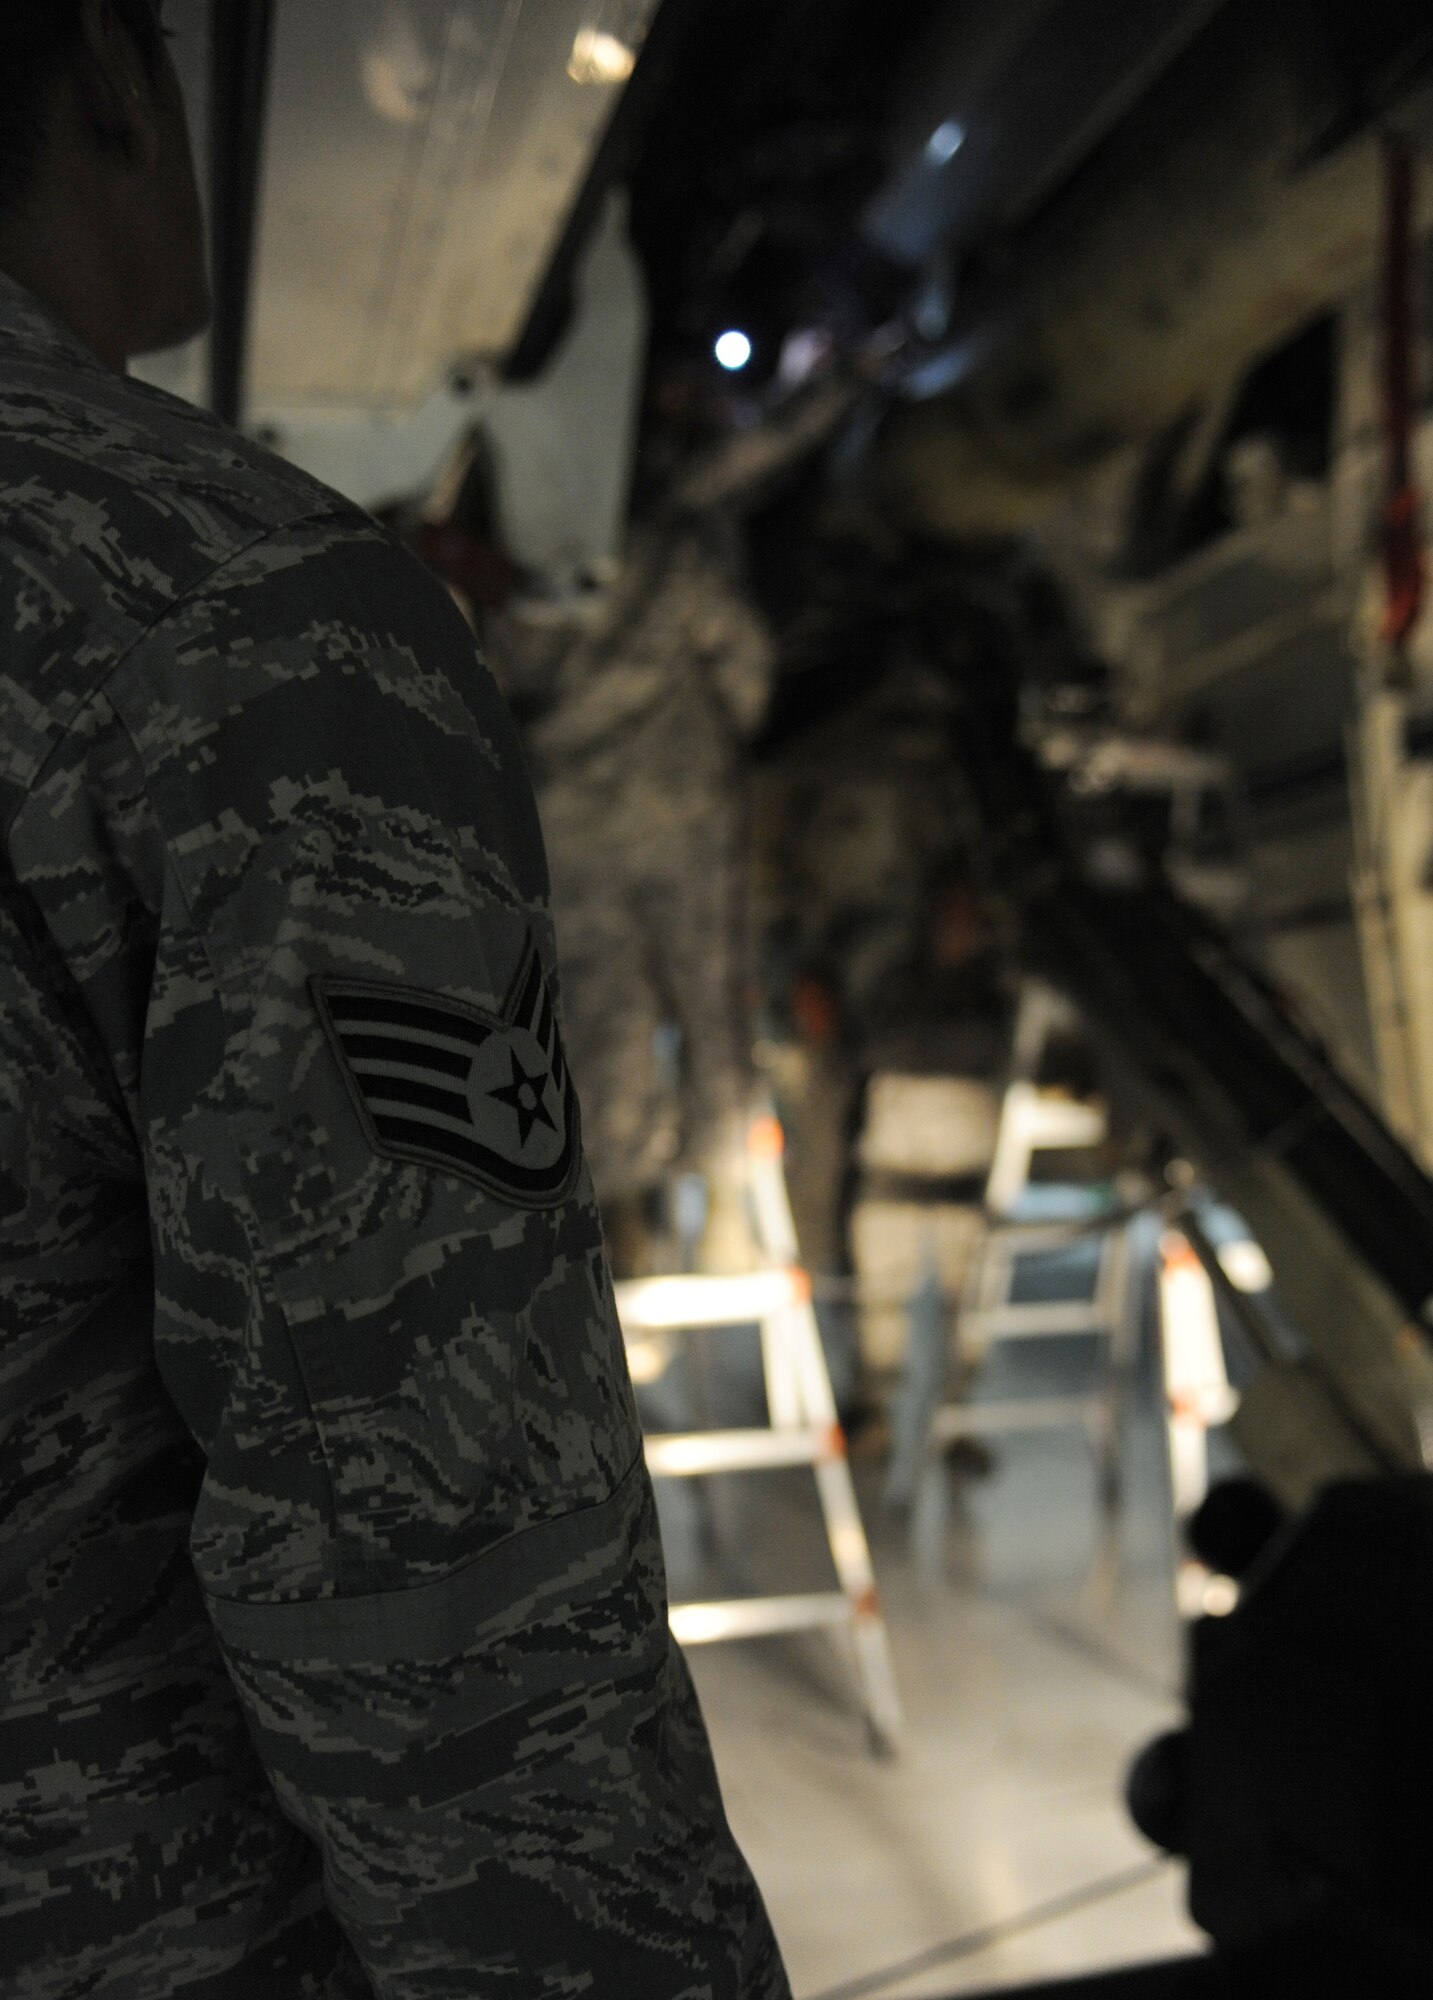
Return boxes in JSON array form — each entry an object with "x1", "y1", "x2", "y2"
[
  {"x1": 360, "y1": 17, "x2": 436, "y2": 125},
  {"x1": 1176, "y1": 1560, "x2": 1210, "y2": 1618},
  {"x1": 779, "y1": 327, "x2": 830, "y2": 387},
  {"x1": 1202, "y1": 1574, "x2": 1240, "y2": 1618},
  {"x1": 568, "y1": 28, "x2": 636, "y2": 85},
  {"x1": 926, "y1": 119, "x2": 966, "y2": 164},
  {"x1": 1217, "y1": 1240, "x2": 1273, "y2": 1294},
  {"x1": 624, "y1": 1339, "x2": 670, "y2": 1386},
  {"x1": 1415, "y1": 1400, "x2": 1433, "y2": 1472},
  {"x1": 669, "y1": 1603, "x2": 736, "y2": 1644},
  {"x1": 715, "y1": 330, "x2": 753, "y2": 371},
  {"x1": 615, "y1": 1269, "x2": 797, "y2": 1331}
]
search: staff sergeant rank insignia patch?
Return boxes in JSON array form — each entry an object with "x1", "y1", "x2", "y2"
[{"x1": 309, "y1": 937, "x2": 581, "y2": 1209}]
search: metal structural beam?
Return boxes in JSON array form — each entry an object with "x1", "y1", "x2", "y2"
[
  {"x1": 951, "y1": 685, "x2": 1433, "y2": 1504},
  {"x1": 1024, "y1": 863, "x2": 1433, "y2": 1501},
  {"x1": 503, "y1": 0, "x2": 707, "y2": 382},
  {"x1": 208, "y1": 0, "x2": 276, "y2": 428},
  {"x1": 863, "y1": 0, "x2": 1232, "y2": 271},
  {"x1": 868, "y1": 0, "x2": 1433, "y2": 536}
]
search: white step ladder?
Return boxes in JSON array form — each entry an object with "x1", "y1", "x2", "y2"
[
  {"x1": 614, "y1": 1114, "x2": 904, "y2": 1756},
  {"x1": 910, "y1": 982, "x2": 1139, "y2": 1504},
  {"x1": 1155, "y1": 1224, "x2": 1243, "y2": 1619}
]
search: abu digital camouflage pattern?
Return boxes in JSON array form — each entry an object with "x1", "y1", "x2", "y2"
[
  {"x1": 482, "y1": 515, "x2": 776, "y2": 1211},
  {"x1": 0, "y1": 271, "x2": 792, "y2": 1998}
]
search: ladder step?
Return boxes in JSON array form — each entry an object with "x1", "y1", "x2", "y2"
[
  {"x1": 962, "y1": 1304, "x2": 1109, "y2": 1338},
  {"x1": 669, "y1": 1593, "x2": 853, "y2": 1644},
  {"x1": 615, "y1": 1269, "x2": 800, "y2": 1331},
  {"x1": 1005, "y1": 1085, "x2": 1107, "y2": 1149},
  {"x1": 645, "y1": 1427, "x2": 840, "y2": 1476},
  {"x1": 930, "y1": 1395, "x2": 1107, "y2": 1439},
  {"x1": 981, "y1": 1220, "x2": 1114, "y2": 1251}
]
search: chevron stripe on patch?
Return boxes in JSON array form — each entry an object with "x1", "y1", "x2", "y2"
[{"x1": 308, "y1": 937, "x2": 580, "y2": 1208}]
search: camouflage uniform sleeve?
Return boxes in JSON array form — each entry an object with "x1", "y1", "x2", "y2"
[{"x1": 36, "y1": 511, "x2": 793, "y2": 1998}]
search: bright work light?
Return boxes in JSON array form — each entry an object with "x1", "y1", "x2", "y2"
[{"x1": 714, "y1": 330, "x2": 753, "y2": 371}]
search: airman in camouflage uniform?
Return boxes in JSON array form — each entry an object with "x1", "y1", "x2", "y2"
[
  {"x1": 484, "y1": 513, "x2": 776, "y2": 1229},
  {"x1": 0, "y1": 4, "x2": 791, "y2": 1995}
]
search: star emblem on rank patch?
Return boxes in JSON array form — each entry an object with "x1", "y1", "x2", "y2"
[
  {"x1": 487, "y1": 1048, "x2": 557, "y2": 1149},
  {"x1": 308, "y1": 933, "x2": 581, "y2": 1210}
]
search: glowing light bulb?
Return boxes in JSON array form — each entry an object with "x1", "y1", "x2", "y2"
[
  {"x1": 1217, "y1": 1240, "x2": 1273, "y2": 1294},
  {"x1": 568, "y1": 28, "x2": 636, "y2": 85},
  {"x1": 714, "y1": 330, "x2": 753, "y2": 372},
  {"x1": 1202, "y1": 1574, "x2": 1240, "y2": 1617},
  {"x1": 926, "y1": 119, "x2": 965, "y2": 164}
]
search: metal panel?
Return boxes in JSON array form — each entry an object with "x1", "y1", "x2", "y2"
[
  {"x1": 129, "y1": 0, "x2": 212, "y2": 407},
  {"x1": 248, "y1": 0, "x2": 658, "y2": 409},
  {"x1": 238, "y1": 182, "x2": 645, "y2": 567},
  {"x1": 863, "y1": 0, "x2": 1231, "y2": 268}
]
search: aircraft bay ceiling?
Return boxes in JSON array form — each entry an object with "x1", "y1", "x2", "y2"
[
  {"x1": 140, "y1": 0, "x2": 1433, "y2": 541},
  {"x1": 259, "y1": 0, "x2": 659, "y2": 405},
  {"x1": 147, "y1": 0, "x2": 1255, "y2": 429},
  {"x1": 142, "y1": 0, "x2": 660, "y2": 413}
]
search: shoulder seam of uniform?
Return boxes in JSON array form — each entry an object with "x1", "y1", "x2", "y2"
[{"x1": 3, "y1": 502, "x2": 393, "y2": 850}]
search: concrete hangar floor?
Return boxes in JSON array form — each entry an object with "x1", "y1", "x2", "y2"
[{"x1": 643, "y1": 1295, "x2": 1207, "y2": 1997}]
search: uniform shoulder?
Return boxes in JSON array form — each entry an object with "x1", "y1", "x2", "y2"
[
  {"x1": 0, "y1": 341, "x2": 396, "y2": 828},
  {"x1": 0, "y1": 345, "x2": 358, "y2": 580}
]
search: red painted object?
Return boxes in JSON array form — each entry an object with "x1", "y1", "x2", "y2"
[{"x1": 416, "y1": 519, "x2": 525, "y2": 612}]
